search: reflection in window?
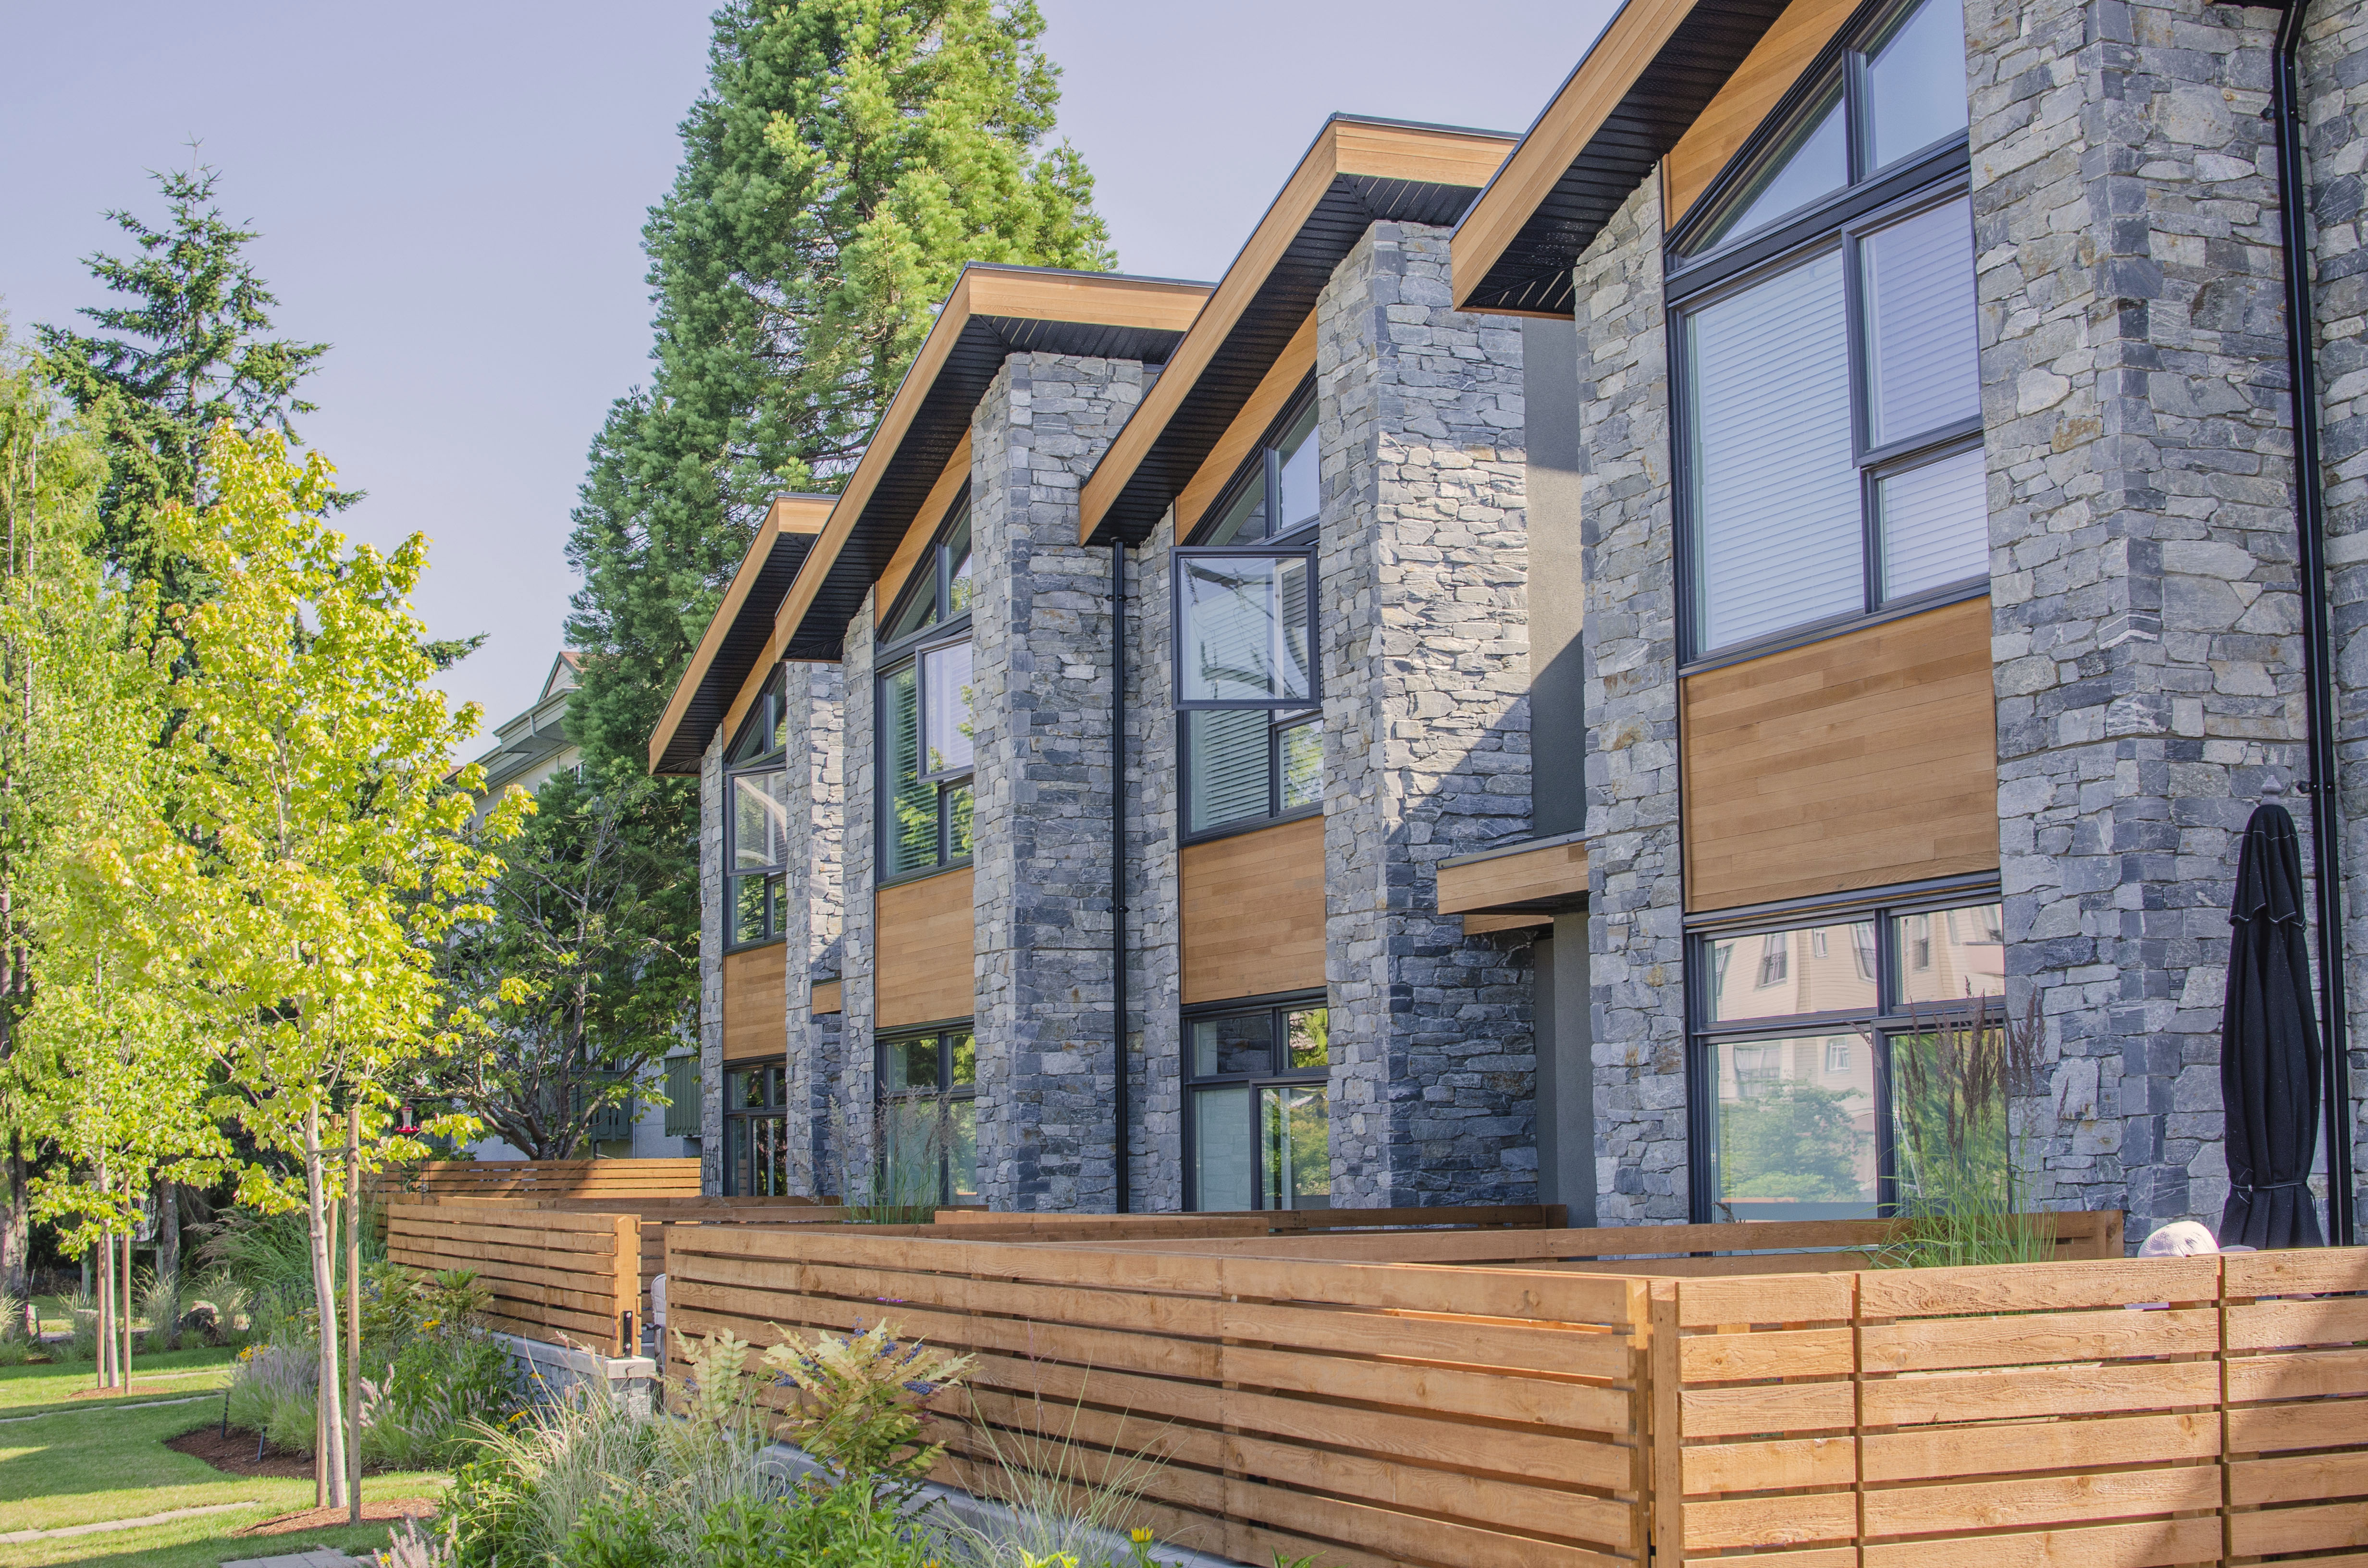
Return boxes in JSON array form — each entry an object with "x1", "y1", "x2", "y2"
[
  {"x1": 1178, "y1": 555, "x2": 1313, "y2": 704},
  {"x1": 1894, "y1": 901, "x2": 2004, "y2": 1004},
  {"x1": 1704, "y1": 88, "x2": 1847, "y2": 249},
  {"x1": 724, "y1": 1064, "x2": 789, "y2": 1196},
  {"x1": 879, "y1": 498, "x2": 975, "y2": 878},
  {"x1": 727, "y1": 671, "x2": 793, "y2": 946},
  {"x1": 1866, "y1": 0, "x2": 1970, "y2": 170},
  {"x1": 1184, "y1": 708, "x2": 1321, "y2": 835},
  {"x1": 1706, "y1": 920, "x2": 1877, "y2": 1024},
  {"x1": 875, "y1": 1029, "x2": 977, "y2": 1206},
  {"x1": 1187, "y1": 999, "x2": 1330, "y2": 1211},
  {"x1": 1708, "y1": 1034, "x2": 1878, "y2": 1221}
]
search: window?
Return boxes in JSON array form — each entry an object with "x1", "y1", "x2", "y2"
[
  {"x1": 1184, "y1": 998, "x2": 1331, "y2": 1211},
  {"x1": 879, "y1": 499, "x2": 975, "y2": 878},
  {"x1": 726, "y1": 671, "x2": 793, "y2": 946},
  {"x1": 723, "y1": 1063, "x2": 789, "y2": 1196},
  {"x1": 1670, "y1": 0, "x2": 1980, "y2": 661},
  {"x1": 1176, "y1": 388, "x2": 1322, "y2": 839},
  {"x1": 875, "y1": 1027, "x2": 978, "y2": 1206},
  {"x1": 662, "y1": 1055, "x2": 700, "y2": 1139},
  {"x1": 1693, "y1": 894, "x2": 2003, "y2": 1223}
]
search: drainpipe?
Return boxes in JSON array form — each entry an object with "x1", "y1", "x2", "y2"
[
  {"x1": 1111, "y1": 539, "x2": 1131, "y2": 1213},
  {"x1": 2252, "y1": 0, "x2": 2357, "y2": 1244}
]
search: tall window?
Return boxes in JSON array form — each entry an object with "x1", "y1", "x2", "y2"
[
  {"x1": 1184, "y1": 997, "x2": 1332, "y2": 1211},
  {"x1": 876, "y1": 1027, "x2": 978, "y2": 1205},
  {"x1": 1177, "y1": 392, "x2": 1321, "y2": 838},
  {"x1": 1670, "y1": 0, "x2": 1980, "y2": 661},
  {"x1": 879, "y1": 500, "x2": 975, "y2": 877},
  {"x1": 1692, "y1": 895, "x2": 2004, "y2": 1223},
  {"x1": 727, "y1": 672, "x2": 792, "y2": 946},
  {"x1": 723, "y1": 1062, "x2": 789, "y2": 1196}
]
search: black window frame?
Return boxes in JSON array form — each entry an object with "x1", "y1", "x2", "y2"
[
  {"x1": 721, "y1": 1060, "x2": 789, "y2": 1196},
  {"x1": 724, "y1": 669, "x2": 792, "y2": 952},
  {"x1": 873, "y1": 1021, "x2": 979, "y2": 1206},
  {"x1": 1177, "y1": 706, "x2": 1323, "y2": 846},
  {"x1": 876, "y1": 492, "x2": 976, "y2": 885},
  {"x1": 1181, "y1": 991, "x2": 1332, "y2": 1213},
  {"x1": 1664, "y1": 0, "x2": 1982, "y2": 673},
  {"x1": 1685, "y1": 882, "x2": 2005, "y2": 1225}
]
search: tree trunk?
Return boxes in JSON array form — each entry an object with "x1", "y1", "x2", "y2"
[
  {"x1": 96, "y1": 1229, "x2": 114, "y2": 1389},
  {"x1": 345, "y1": 1108, "x2": 361, "y2": 1525},
  {"x1": 120, "y1": 1228, "x2": 133, "y2": 1389},
  {"x1": 302, "y1": 1102, "x2": 348, "y2": 1508},
  {"x1": 155, "y1": 1178, "x2": 180, "y2": 1288},
  {"x1": 0, "y1": 1135, "x2": 25, "y2": 1302}
]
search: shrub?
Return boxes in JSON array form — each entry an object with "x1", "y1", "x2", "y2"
[
  {"x1": 760, "y1": 1321, "x2": 974, "y2": 1487},
  {"x1": 363, "y1": 1326, "x2": 518, "y2": 1470}
]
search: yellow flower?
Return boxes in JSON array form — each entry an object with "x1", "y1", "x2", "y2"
[{"x1": 1130, "y1": 1530, "x2": 1153, "y2": 1545}]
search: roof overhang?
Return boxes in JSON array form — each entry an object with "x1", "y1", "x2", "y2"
[
  {"x1": 646, "y1": 495, "x2": 832, "y2": 775},
  {"x1": 1080, "y1": 116, "x2": 1517, "y2": 548},
  {"x1": 770, "y1": 264, "x2": 1211, "y2": 662},
  {"x1": 1452, "y1": 0, "x2": 1796, "y2": 318}
]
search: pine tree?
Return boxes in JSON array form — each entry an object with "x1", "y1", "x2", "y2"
[
  {"x1": 37, "y1": 163, "x2": 333, "y2": 595},
  {"x1": 564, "y1": 0, "x2": 1112, "y2": 774}
]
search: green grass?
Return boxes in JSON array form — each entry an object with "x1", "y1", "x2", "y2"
[{"x1": 0, "y1": 1350, "x2": 448, "y2": 1568}]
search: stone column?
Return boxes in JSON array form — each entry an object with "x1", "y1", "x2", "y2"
[
  {"x1": 970, "y1": 351, "x2": 1146, "y2": 1212},
  {"x1": 1569, "y1": 182, "x2": 1689, "y2": 1225},
  {"x1": 1971, "y1": 0, "x2": 2308, "y2": 1237},
  {"x1": 2307, "y1": 0, "x2": 2368, "y2": 1221},
  {"x1": 837, "y1": 597, "x2": 882, "y2": 1195},
  {"x1": 1317, "y1": 219, "x2": 1534, "y2": 1210},
  {"x1": 778, "y1": 659, "x2": 845, "y2": 1197},
  {"x1": 1127, "y1": 514, "x2": 1185, "y2": 1212},
  {"x1": 697, "y1": 739, "x2": 726, "y2": 1194}
]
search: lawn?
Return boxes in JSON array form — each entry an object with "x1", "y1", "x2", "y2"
[{"x1": 0, "y1": 1350, "x2": 448, "y2": 1568}]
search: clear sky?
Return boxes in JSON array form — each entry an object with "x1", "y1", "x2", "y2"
[{"x1": 0, "y1": 0, "x2": 1616, "y2": 747}]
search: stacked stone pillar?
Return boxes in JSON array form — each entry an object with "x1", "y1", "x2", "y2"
[
  {"x1": 1315, "y1": 220, "x2": 1536, "y2": 1208},
  {"x1": 777, "y1": 659, "x2": 845, "y2": 1197}
]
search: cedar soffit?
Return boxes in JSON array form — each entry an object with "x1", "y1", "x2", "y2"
[
  {"x1": 1451, "y1": 0, "x2": 1796, "y2": 318},
  {"x1": 1078, "y1": 115, "x2": 1517, "y2": 549},
  {"x1": 771, "y1": 264, "x2": 1211, "y2": 663}
]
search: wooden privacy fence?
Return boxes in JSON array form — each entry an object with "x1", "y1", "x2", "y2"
[
  {"x1": 925, "y1": 1203, "x2": 1566, "y2": 1242},
  {"x1": 662, "y1": 1218, "x2": 2368, "y2": 1568},
  {"x1": 1653, "y1": 1246, "x2": 2368, "y2": 1566},
  {"x1": 387, "y1": 1202, "x2": 639, "y2": 1356},
  {"x1": 371, "y1": 1157, "x2": 705, "y2": 1201},
  {"x1": 666, "y1": 1222, "x2": 1653, "y2": 1568}
]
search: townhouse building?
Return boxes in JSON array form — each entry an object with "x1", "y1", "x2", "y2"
[
  {"x1": 647, "y1": 0, "x2": 2365, "y2": 1245},
  {"x1": 1452, "y1": 0, "x2": 2363, "y2": 1242}
]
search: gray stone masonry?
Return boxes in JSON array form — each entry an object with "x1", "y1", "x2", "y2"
[
  {"x1": 837, "y1": 594, "x2": 882, "y2": 1195},
  {"x1": 698, "y1": 739, "x2": 725, "y2": 1193},
  {"x1": 1127, "y1": 514, "x2": 1184, "y2": 1212},
  {"x1": 1316, "y1": 220, "x2": 1536, "y2": 1209},
  {"x1": 1973, "y1": 0, "x2": 2311, "y2": 1238},
  {"x1": 778, "y1": 659, "x2": 845, "y2": 1197},
  {"x1": 970, "y1": 352, "x2": 1146, "y2": 1212},
  {"x1": 1570, "y1": 181, "x2": 1690, "y2": 1225},
  {"x1": 2309, "y1": 0, "x2": 2368, "y2": 1224}
]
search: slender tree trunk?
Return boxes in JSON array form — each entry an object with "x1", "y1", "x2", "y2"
[
  {"x1": 302, "y1": 1102, "x2": 348, "y2": 1508},
  {"x1": 120, "y1": 1228, "x2": 133, "y2": 1388},
  {"x1": 0, "y1": 1136, "x2": 26, "y2": 1302},
  {"x1": 96, "y1": 1226, "x2": 114, "y2": 1389},
  {"x1": 345, "y1": 1108, "x2": 361, "y2": 1524},
  {"x1": 155, "y1": 1179, "x2": 180, "y2": 1292}
]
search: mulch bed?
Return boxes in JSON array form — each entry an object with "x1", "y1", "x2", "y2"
[
  {"x1": 166, "y1": 1423, "x2": 316, "y2": 1479},
  {"x1": 233, "y1": 1500, "x2": 439, "y2": 1538}
]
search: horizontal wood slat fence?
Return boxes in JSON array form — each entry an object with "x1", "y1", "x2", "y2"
[
  {"x1": 922, "y1": 1203, "x2": 1568, "y2": 1243},
  {"x1": 657, "y1": 1216, "x2": 2366, "y2": 1568},
  {"x1": 370, "y1": 1158, "x2": 706, "y2": 1200},
  {"x1": 386, "y1": 1202, "x2": 639, "y2": 1355}
]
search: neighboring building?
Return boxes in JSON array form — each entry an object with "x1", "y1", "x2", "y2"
[
  {"x1": 1452, "y1": 0, "x2": 2362, "y2": 1241},
  {"x1": 648, "y1": 0, "x2": 2365, "y2": 1244},
  {"x1": 465, "y1": 649, "x2": 696, "y2": 1161}
]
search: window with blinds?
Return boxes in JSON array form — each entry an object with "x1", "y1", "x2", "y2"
[{"x1": 1671, "y1": 0, "x2": 1980, "y2": 662}]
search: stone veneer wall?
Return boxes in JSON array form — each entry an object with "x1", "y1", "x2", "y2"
[
  {"x1": 1126, "y1": 514, "x2": 1184, "y2": 1212},
  {"x1": 1315, "y1": 220, "x2": 1536, "y2": 1209},
  {"x1": 777, "y1": 659, "x2": 845, "y2": 1198},
  {"x1": 2310, "y1": 0, "x2": 2368, "y2": 1221},
  {"x1": 1569, "y1": 182, "x2": 1689, "y2": 1225},
  {"x1": 1971, "y1": 0, "x2": 2311, "y2": 1238},
  {"x1": 969, "y1": 352, "x2": 1145, "y2": 1212},
  {"x1": 698, "y1": 739, "x2": 726, "y2": 1193},
  {"x1": 836, "y1": 595, "x2": 882, "y2": 1192}
]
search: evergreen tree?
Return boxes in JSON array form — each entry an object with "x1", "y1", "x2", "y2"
[
  {"x1": 37, "y1": 163, "x2": 333, "y2": 595},
  {"x1": 565, "y1": 0, "x2": 1111, "y2": 773}
]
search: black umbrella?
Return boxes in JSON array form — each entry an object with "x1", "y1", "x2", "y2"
[{"x1": 2220, "y1": 798, "x2": 2325, "y2": 1249}]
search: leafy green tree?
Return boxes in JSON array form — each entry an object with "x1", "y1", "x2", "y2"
[
  {"x1": 564, "y1": 0, "x2": 1112, "y2": 773},
  {"x1": 37, "y1": 163, "x2": 333, "y2": 595},
  {"x1": 1718, "y1": 1083, "x2": 1867, "y2": 1205},
  {"x1": 437, "y1": 771, "x2": 698, "y2": 1159},
  {"x1": 97, "y1": 426, "x2": 523, "y2": 1503}
]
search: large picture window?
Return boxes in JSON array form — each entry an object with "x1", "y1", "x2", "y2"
[
  {"x1": 1670, "y1": 0, "x2": 1980, "y2": 662},
  {"x1": 723, "y1": 1062, "x2": 789, "y2": 1196},
  {"x1": 1176, "y1": 390, "x2": 1321, "y2": 839},
  {"x1": 726, "y1": 671, "x2": 792, "y2": 946},
  {"x1": 875, "y1": 1026, "x2": 978, "y2": 1206},
  {"x1": 879, "y1": 499, "x2": 975, "y2": 878},
  {"x1": 1184, "y1": 996, "x2": 1332, "y2": 1212},
  {"x1": 1691, "y1": 894, "x2": 2004, "y2": 1223}
]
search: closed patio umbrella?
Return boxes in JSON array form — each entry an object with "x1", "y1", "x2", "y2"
[{"x1": 2220, "y1": 796, "x2": 2325, "y2": 1249}]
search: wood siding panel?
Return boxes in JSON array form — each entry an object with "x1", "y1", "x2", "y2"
[
  {"x1": 811, "y1": 979, "x2": 843, "y2": 1016},
  {"x1": 1662, "y1": 0, "x2": 1862, "y2": 226},
  {"x1": 1437, "y1": 839, "x2": 1589, "y2": 914},
  {"x1": 1181, "y1": 817, "x2": 1325, "y2": 1004},
  {"x1": 1682, "y1": 599, "x2": 1997, "y2": 912},
  {"x1": 877, "y1": 868, "x2": 975, "y2": 1028},
  {"x1": 721, "y1": 942, "x2": 787, "y2": 1062}
]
